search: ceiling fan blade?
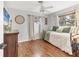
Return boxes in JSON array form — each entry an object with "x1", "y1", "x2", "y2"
[
  {"x1": 43, "y1": 10, "x2": 51, "y2": 13},
  {"x1": 38, "y1": 1, "x2": 52, "y2": 15},
  {"x1": 44, "y1": 6, "x2": 53, "y2": 9}
]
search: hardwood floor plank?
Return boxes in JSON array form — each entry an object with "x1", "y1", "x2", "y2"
[{"x1": 18, "y1": 39, "x2": 71, "y2": 57}]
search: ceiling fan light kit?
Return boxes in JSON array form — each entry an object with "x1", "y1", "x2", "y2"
[{"x1": 38, "y1": 1, "x2": 53, "y2": 15}]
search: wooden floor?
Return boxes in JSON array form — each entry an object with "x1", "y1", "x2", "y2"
[{"x1": 18, "y1": 39, "x2": 71, "y2": 57}]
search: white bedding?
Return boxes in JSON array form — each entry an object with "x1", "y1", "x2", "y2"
[{"x1": 45, "y1": 31, "x2": 73, "y2": 55}]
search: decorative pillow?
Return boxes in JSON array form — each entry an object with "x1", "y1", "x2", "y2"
[
  {"x1": 52, "y1": 26, "x2": 59, "y2": 31},
  {"x1": 62, "y1": 27, "x2": 71, "y2": 33},
  {"x1": 56, "y1": 26, "x2": 64, "y2": 32}
]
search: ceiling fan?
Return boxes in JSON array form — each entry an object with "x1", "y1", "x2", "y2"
[{"x1": 38, "y1": 1, "x2": 53, "y2": 14}]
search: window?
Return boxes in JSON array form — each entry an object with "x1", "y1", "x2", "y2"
[{"x1": 58, "y1": 12, "x2": 76, "y2": 26}]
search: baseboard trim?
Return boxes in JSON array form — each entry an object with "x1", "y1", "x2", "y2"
[
  {"x1": 18, "y1": 40, "x2": 30, "y2": 43},
  {"x1": 18, "y1": 39, "x2": 41, "y2": 43}
]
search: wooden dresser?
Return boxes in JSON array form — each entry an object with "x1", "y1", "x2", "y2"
[{"x1": 4, "y1": 32, "x2": 19, "y2": 57}]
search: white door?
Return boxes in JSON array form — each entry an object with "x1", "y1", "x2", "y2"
[
  {"x1": 0, "y1": 1, "x2": 3, "y2": 57},
  {"x1": 34, "y1": 21, "x2": 40, "y2": 39}
]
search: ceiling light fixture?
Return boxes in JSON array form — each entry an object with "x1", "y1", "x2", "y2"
[{"x1": 38, "y1": 1, "x2": 53, "y2": 16}]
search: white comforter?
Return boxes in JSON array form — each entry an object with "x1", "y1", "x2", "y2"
[{"x1": 46, "y1": 31, "x2": 73, "y2": 55}]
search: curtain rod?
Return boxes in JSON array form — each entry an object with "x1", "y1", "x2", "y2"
[{"x1": 58, "y1": 11, "x2": 75, "y2": 17}]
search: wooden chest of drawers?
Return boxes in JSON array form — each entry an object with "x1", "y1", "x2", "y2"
[{"x1": 4, "y1": 32, "x2": 19, "y2": 57}]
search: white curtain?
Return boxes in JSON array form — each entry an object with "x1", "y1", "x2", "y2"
[
  {"x1": 28, "y1": 15, "x2": 35, "y2": 40},
  {"x1": 28, "y1": 15, "x2": 46, "y2": 40},
  {"x1": 34, "y1": 21, "x2": 40, "y2": 39}
]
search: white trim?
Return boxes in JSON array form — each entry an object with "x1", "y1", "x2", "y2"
[{"x1": 18, "y1": 39, "x2": 30, "y2": 43}]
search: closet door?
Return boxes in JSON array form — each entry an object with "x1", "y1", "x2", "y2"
[{"x1": 34, "y1": 21, "x2": 40, "y2": 39}]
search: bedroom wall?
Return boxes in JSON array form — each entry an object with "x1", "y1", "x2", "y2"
[
  {"x1": 0, "y1": 1, "x2": 3, "y2": 44},
  {"x1": 4, "y1": 5, "x2": 46, "y2": 42},
  {"x1": 0, "y1": 1, "x2": 3, "y2": 56},
  {"x1": 4, "y1": 2, "x2": 44, "y2": 42},
  {"x1": 6, "y1": 8, "x2": 30, "y2": 42},
  {"x1": 47, "y1": 14, "x2": 58, "y2": 27}
]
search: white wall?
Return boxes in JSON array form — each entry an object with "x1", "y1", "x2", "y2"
[
  {"x1": 7, "y1": 8, "x2": 29, "y2": 42},
  {"x1": 0, "y1": 1, "x2": 3, "y2": 43},
  {"x1": 4, "y1": 7, "x2": 46, "y2": 42},
  {"x1": 47, "y1": 14, "x2": 58, "y2": 27},
  {"x1": 0, "y1": 1, "x2": 3, "y2": 57}
]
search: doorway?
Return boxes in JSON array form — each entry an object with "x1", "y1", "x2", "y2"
[{"x1": 33, "y1": 20, "x2": 40, "y2": 40}]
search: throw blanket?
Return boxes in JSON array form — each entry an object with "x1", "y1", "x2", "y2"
[
  {"x1": 44, "y1": 31, "x2": 73, "y2": 55},
  {"x1": 44, "y1": 31, "x2": 50, "y2": 41}
]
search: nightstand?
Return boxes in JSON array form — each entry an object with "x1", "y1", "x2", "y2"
[{"x1": 72, "y1": 34, "x2": 79, "y2": 57}]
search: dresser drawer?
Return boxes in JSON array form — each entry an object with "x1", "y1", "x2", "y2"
[{"x1": 4, "y1": 32, "x2": 19, "y2": 57}]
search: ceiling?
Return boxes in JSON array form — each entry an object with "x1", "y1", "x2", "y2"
[{"x1": 4, "y1": 1, "x2": 79, "y2": 15}]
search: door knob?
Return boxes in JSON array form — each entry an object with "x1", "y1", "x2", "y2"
[{"x1": 0, "y1": 43, "x2": 7, "y2": 49}]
